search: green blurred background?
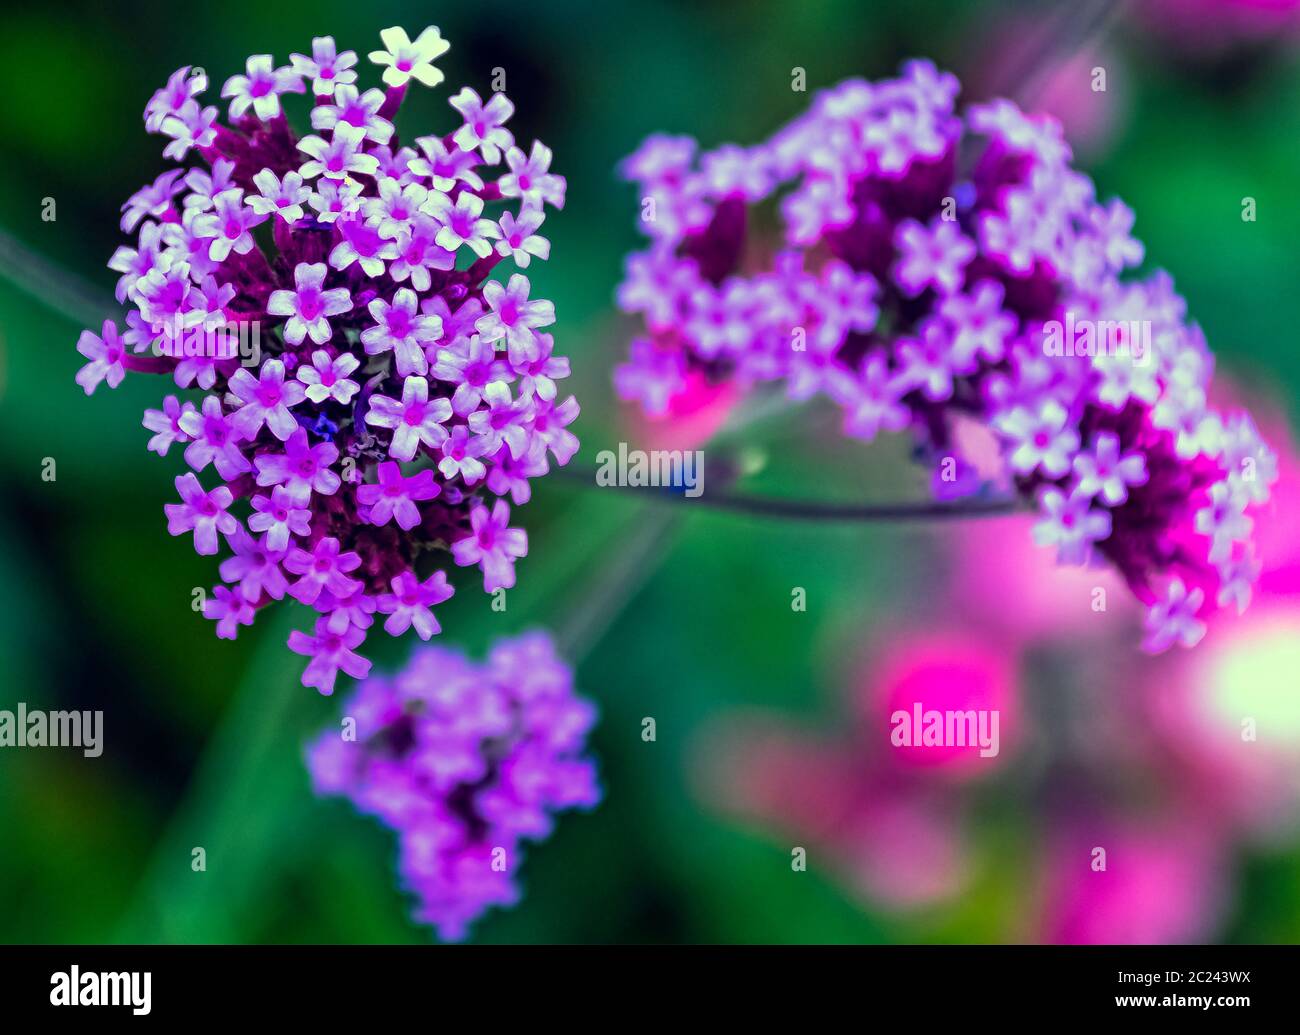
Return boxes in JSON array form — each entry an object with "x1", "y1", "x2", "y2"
[{"x1": 2, "y1": 0, "x2": 1299, "y2": 943}]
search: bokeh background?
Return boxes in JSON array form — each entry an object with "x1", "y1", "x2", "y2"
[{"x1": 2, "y1": 0, "x2": 1300, "y2": 943}]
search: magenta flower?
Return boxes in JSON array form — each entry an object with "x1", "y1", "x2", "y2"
[
  {"x1": 377, "y1": 570, "x2": 454, "y2": 639},
  {"x1": 499, "y1": 142, "x2": 566, "y2": 209},
  {"x1": 493, "y1": 208, "x2": 550, "y2": 268},
  {"x1": 305, "y1": 631, "x2": 599, "y2": 939},
  {"x1": 994, "y1": 400, "x2": 1080, "y2": 479},
  {"x1": 310, "y1": 85, "x2": 393, "y2": 145},
  {"x1": 219, "y1": 529, "x2": 288, "y2": 603},
  {"x1": 74, "y1": 26, "x2": 574, "y2": 693},
  {"x1": 143, "y1": 395, "x2": 196, "y2": 455},
  {"x1": 298, "y1": 123, "x2": 380, "y2": 180},
  {"x1": 122, "y1": 170, "x2": 184, "y2": 232},
  {"x1": 203, "y1": 585, "x2": 256, "y2": 640},
  {"x1": 1072, "y1": 431, "x2": 1148, "y2": 507},
  {"x1": 426, "y1": 190, "x2": 496, "y2": 258},
  {"x1": 357, "y1": 461, "x2": 440, "y2": 530},
  {"x1": 1033, "y1": 485, "x2": 1113, "y2": 566},
  {"x1": 253, "y1": 426, "x2": 341, "y2": 504},
  {"x1": 178, "y1": 395, "x2": 250, "y2": 479}
]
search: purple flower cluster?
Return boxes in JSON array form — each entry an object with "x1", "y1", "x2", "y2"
[
  {"x1": 76, "y1": 27, "x2": 578, "y2": 692},
  {"x1": 614, "y1": 62, "x2": 1276, "y2": 651},
  {"x1": 306, "y1": 631, "x2": 600, "y2": 940}
]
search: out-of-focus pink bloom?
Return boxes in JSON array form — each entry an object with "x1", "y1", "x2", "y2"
[
  {"x1": 630, "y1": 369, "x2": 741, "y2": 452},
  {"x1": 858, "y1": 629, "x2": 1020, "y2": 778},
  {"x1": 1145, "y1": 404, "x2": 1300, "y2": 832},
  {"x1": 1038, "y1": 815, "x2": 1228, "y2": 944},
  {"x1": 948, "y1": 513, "x2": 1136, "y2": 644},
  {"x1": 693, "y1": 717, "x2": 971, "y2": 911}
]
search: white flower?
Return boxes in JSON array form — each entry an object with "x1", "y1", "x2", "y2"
[
  {"x1": 368, "y1": 26, "x2": 450, "y2": 89},
  {"x1": 222, "y1": 55, "x2": 304, "y2": 122}
]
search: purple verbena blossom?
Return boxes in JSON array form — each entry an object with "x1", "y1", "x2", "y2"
[
  {"x1": 614, "y1": 61, "x2": 1274, "y2": 651},
  {"x1": 305, "y1": 631, "x2": 600, "y2": 939},
  {"x1": 76, "y1": 27, "x2": 575, "y2": 691}
]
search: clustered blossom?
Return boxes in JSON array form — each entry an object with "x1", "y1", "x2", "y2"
[
  {"x1": 306, "y1": 632, "x2": 601, "y2": 940},
  {"x1": 615, "y1": 62, "x2": 1276, "y2": 651},
  {"x1": 76, "y1": 28, "x2": 575, "y2": 692}
]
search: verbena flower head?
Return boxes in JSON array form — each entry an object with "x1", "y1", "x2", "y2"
[
  {"x1": 77, "y1": 28, "x2": 575, "y2": 693},
  {"x1": 306, "y1": 631, "x2": 600, "y2": 940},
  {"x1": 615, "y1": 62, "x2": 1275, "y2": 652}
]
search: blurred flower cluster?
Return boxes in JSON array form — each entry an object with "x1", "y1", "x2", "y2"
[
  {"x1": 308, "y1": 631, "x2": 601, "y2": 940},
  {"x1": 696, "y1": 393, "x2": 1300, "y2": 943},
  {"x1": 74, "y1": 27, "x2": 577, "y2": 692},
  {"x1": 614, "y1": 61, "x2": 1275, "y2": 652}
]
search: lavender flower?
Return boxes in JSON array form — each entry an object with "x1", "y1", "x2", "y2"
[
  {"x1": 75, "y1": 27, "x2": 574, "y2": 692},
  {"x1": 306, "y1": 631, "x2": 600, "y2": 940},
  {"x1": 615, "y1": 61, "x2": 1274, "y2": 650}
]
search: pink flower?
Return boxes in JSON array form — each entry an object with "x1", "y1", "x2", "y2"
[
  {"x1": 221, "y1": 54, "x2": 304, "y2": 121},
  {"x1": 449, "y1": 87, "x2": 515, "y2": 163},
  {"x1": 295, "y1": 349, "x2": 361, "y2": 405},
  {"x1": 298, "y1": 123, "x2": 380, "y2": 180},
  {"x1": 452, "y1": 500, "x2": 527, "y2": 591},
  {"x1": 228, "y1": 359, "x2": 307, "y2": 441},
  {"x1": 289, "y1": 618, "x2": 371, "y2": 695},
  {"x1": 164, "y1": 473, "x2": 239, "y2": 555},
  {"x1": 249, "y1": 486, "x2": 313, "y2": 551},
  {"x1": 75, "y1": 320, "x2": 128, "y2": 395},
  {"x1": 194, "y1": 188, "x2": 267, "y2": 262},
  {"x1": 253, "y1": 427, "x2": 341, "y2": 504},
  {"x1": 284, "y1": 536, "x2": 363, "y2": 605},
  {"x1": 290, "y1": 36, "x2": 358, "y2": 97},
  {"x1": 178, "y1": 395, "x2": 250, "y2": 479},
  {"x1": 361, "y1": 287, "x2": 443, "y2": 376},
  {"x1": 893, "y1": 218, "x2": 976, "y2": 297},
  {"x1": 476, "y1": 274, "x2": 555, "y2": 366},
  {"x1": 1033, "y1": 485, "x2": 1113, "y2": 566},
  {"x1": 364, "y1": 375, "x2": 453, "y2": 461}
]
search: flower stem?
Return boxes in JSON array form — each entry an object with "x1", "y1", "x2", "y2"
[{"x1": 552, "y1": 463, "x2": 1020, "y2": 522}]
